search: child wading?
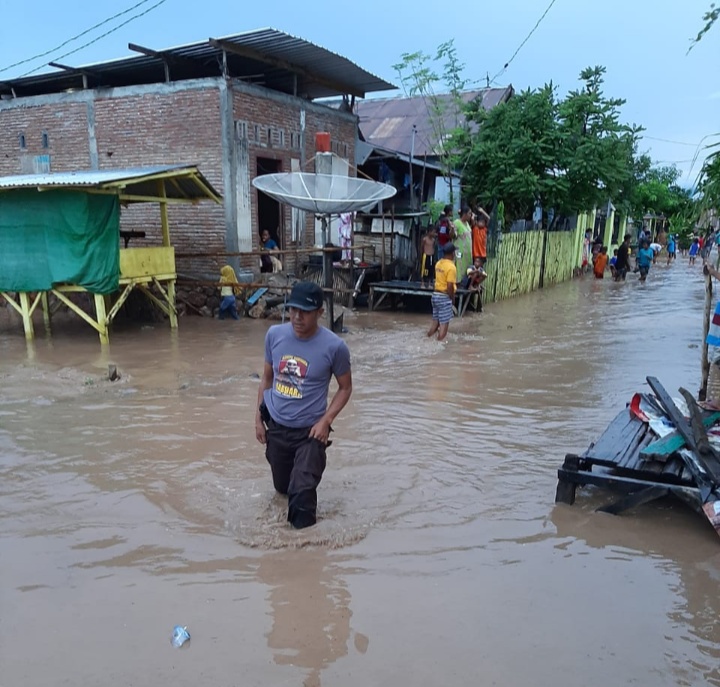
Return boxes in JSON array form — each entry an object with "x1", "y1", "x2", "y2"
[
  {"x1": 427, "y1": 243, "x2": 457, "y2": 341},
  {"x1": 593, "y1": 246, "x2": 609, "y2": 279},
  {"x1": 636, "y1": 240, "x2": 654, "y2": 282},
  {"x1": 689, "y1": 238, "x2": 700, "y2": 266},
  {"x1": 420, "y1": 227, "x2": 437, "y2": 287}
]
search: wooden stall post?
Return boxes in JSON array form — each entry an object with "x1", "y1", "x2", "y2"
[
  {"x1": 158, "y1": 180, "x2": 170, "y2": 247},
  {"x1": 94, "y1": 293, "x2": 109, "y2": 345},
  {"x1": 41, "y1": 292, "x2": 51, "y2": 332},
  {"x1": 18, "y1": 291, "x2": 34, "y2": 341}
]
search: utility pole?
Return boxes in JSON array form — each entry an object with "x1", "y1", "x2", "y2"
[{"x1": 409, "y1": 124, "x2": 417, "y2": 210}]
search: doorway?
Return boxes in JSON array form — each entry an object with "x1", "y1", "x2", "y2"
[{"x1": 256, "y1": 157, "x2": 282, "y2": 248}]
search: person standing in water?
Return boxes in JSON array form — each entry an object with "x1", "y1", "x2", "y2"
[
  {"x1": 255, "y1": 282, "x2": 352, "y2": 529},
  {"x1": 427, "y1": 243, "x2": 458, "y2": 342}
]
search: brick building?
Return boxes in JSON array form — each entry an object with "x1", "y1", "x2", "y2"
[{"x1": 0, "y1": 28, "x2": 394, "y2": 276}]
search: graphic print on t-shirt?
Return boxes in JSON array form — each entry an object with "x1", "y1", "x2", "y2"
[{"x1": 275, "y1": 354, "x2": 309, "y2": 399}]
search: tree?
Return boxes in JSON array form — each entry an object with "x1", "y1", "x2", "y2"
[
  {"x1": 631, "y1": 160, "x2": 694, "y2": 218},
  {"x1": 393, "y1": 41, "x2": 469, "y2": 206},
  {"x1": 459, "y1": 66, "x2": 639, "y2": 226},
  {"x1": 690, "y1": 2, "x2": 720, "y2": 48}
]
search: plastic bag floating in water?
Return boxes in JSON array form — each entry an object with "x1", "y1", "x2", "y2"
[{"x1": 171, "y1": 625, "x2": 190, "y2": 648}]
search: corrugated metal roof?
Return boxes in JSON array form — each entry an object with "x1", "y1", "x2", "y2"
[
  {"x1": 0, "y1": 28, "x2": 395, "y2": 100},
  {"x1": 0, "y1": 165, "x2": 222, "y2": 202},
  {"x1": 356, "y1": 87, "x2": 513, "y2": 157}
]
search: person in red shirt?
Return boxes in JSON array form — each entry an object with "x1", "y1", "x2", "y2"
[{"x1": 436, "y1": 205, "x2": 455, "y2": 248}]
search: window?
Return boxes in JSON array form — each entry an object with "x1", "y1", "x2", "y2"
[
  {"x1": 254, "y1": 124, "x2": 259, "y2": 142},
  {"x1": 19, "y1": 133, "x2": 26, "y2": 149},
  {"x1": 278, "y1": 129, "x2": 285, "y2": 148},
  {"x1": 41, "y1": 131, "x2": 49, "y2": 149},
  {"x1": 33, "y1": 155, "x2": 51, "y2": 173},
  {"x1": 267, "y1": 127, "x2": 272, "y2": 147}
]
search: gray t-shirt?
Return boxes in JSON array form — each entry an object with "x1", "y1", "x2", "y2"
[{"x1": 263, "y1": 323, "x2": 351, "y2": 428}]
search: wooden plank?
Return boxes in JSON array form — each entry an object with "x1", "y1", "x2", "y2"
[
  {"x1": 647, "y1": 376, "x2": 720, "y2": 496},
  {"x1": 557, "y1": 466, "x2": 702, "y2": 507},
  {"x1": 641, "y1": 412, "x2": 720, "y2": 460},
  {"x1": 583, "y1": 410, "x2": 645, "y2": 466},
  {"x1": 596, "y1": 486, "x2": 670, "y2": 515}
]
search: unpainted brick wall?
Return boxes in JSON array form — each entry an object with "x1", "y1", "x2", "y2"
[
  {"x1": 233, "y1": 88, "x2": 357, "y2": 262},
  {"x1": 0, "y1": 101, "x2": 91, "y2": 174},
  {"x1": 0, "y1": 81, "x2": 358, "y2": 282},
  {"x1": 94, "y1": 88, "x2": 226, "y2": 279}
]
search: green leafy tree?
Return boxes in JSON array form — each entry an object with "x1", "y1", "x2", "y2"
[
  {"x1": 459, "y1": 66, "x2": 639, "y2": 226},
  {"x1": 393, "y1": 41, "x2": 469, "y2": 206},
  {"x1": 631, "y1": 160, "x2": 694, "y2": 218}
]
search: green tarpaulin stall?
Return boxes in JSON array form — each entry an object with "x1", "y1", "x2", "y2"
[{"x1": 0, "y1": 189, "x2": 120, "y2": 294}]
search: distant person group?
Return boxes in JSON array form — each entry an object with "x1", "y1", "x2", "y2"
[
  {"x1": 421, "y1": 204, "x2": 489, "y2": 340},
  {"x1": 586, "y1": 224, "x2": 720, "y2": 284}
]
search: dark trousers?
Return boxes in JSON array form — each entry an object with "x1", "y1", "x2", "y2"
[{"x1": 264, "y1": 414, "x2": 328, "y2": 529}]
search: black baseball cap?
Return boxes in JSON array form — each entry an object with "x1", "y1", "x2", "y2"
[
  {"x1": 443, "y1": 242, "x2": 456, "y2": 254},
  {"x1": 286, "y1": 281, "x2": 324, "y2": 311}
]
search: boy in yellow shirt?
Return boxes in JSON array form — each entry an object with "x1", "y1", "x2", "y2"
[{"x1": 427, "y1": 243, "x2": 457, "y2": 341}]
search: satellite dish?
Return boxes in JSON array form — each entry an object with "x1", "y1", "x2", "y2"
[{"x1": 252, "y1": 172, "x2": 396, "y2": 214}]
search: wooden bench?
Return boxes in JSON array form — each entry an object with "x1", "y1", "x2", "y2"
[{"x1": 369, "y1": 280, "x2": 481, "y2": 317}]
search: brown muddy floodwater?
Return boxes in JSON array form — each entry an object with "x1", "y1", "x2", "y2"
[{"x1": 2, "y1": 261, "x2": 720, "y2": 687}]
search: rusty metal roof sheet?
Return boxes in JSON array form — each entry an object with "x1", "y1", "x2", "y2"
[
  {"x1": 356, "y1": 87, "x2": 513, "y2": 157},
  {"x1": 0, "y1": 28, "x2": 394, "y2": 100},
  {"x1": 0, "y1": 165, "x2": 222, "y2": 202}
]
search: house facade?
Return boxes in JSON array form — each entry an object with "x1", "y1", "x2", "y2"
[{"x1": 0, "y1": 29, "x2": 394, "y2": 276}]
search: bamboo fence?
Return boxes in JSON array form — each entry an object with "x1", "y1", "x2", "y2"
[{"x1": 483, "y1": 228, "x2": 583, "y2": 303}]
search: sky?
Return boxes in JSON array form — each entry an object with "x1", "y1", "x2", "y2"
[{"x1": 0, "y1": 0, "x2": 717, "y2": 186}]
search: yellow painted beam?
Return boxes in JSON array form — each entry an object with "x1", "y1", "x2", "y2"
[
  {"x1": 27, "y1": 292, "x2": 43, "y2": 318},
  {"x1": 138, "y1": 284, "x2": 172, "y2": 317},
  {"x1": 106, "y1": 282, "x2": 136, "y2": 323},
  {"x1": 19, "y1": 292, "x2": 34, "y2": 341},
  {"x1": 50, "y1": 289, "x2": 105, "y2": 335},
  {"x1": 83, "y1": 189, "x2": 200, "y2": 204},
  {"x1": 166, "y1": 279, "x2": 178, "y2": 328},
  {"x1": 100, "y1": 168, "x2": 197, "y2": 188},
  {"x1": 0, "y1": 291, "x2": 23, "y2": 316},
  {"x1": 158, "y1": 180, "x2": 170, "y2": 247},
  {"x1": 119, "y1": 273, "x2": 177, "y2": 284},
  {"x1": 41, "y1": 292, "x2": 51, "y2": 331},
  {"x1": 94, "y1": 293, "x2": 109, "y2": 344},
  {"x1": 189, "y1": 172, "x2": 223, "y2": 204},
  {"x1": 119, "y1": 194, "x2": 200, "y2": 205},
  {"x1": 150, "y1": 277, "x2": 178, "y2": 327}
]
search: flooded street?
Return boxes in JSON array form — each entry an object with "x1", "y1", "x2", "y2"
[{"x1": 2, "y1": 262, "x2": 720, "y2": 687}]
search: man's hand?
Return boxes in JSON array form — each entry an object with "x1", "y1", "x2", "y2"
[
  {"x1": 255, "y1": 416, "x2": 267, "y2": 444},
  {"x1": 309, "y1": 417, "x2": 332, "y2": 444}
]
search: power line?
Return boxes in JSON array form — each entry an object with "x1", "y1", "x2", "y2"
[
  {"x1": 0, "y1": 0, "x2": 161, "y2": 75},
  {"x1": 491, "y1": 0, "x2": 559, "y2": 83},
  {"x1": 643, "y1": 135, "x2": 704, "y2": 147},
  {"x1": 18, "y1": 0, "x2": 169, "y2": 78}
]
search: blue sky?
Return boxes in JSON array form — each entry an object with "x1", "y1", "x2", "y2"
[{"x1": 0, "y1": 0, "x2": 716, "y2": 185}]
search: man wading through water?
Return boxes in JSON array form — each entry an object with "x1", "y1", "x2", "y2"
[{"x1": 255, "y1": 282, "x2": 352, "y2": 529}]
